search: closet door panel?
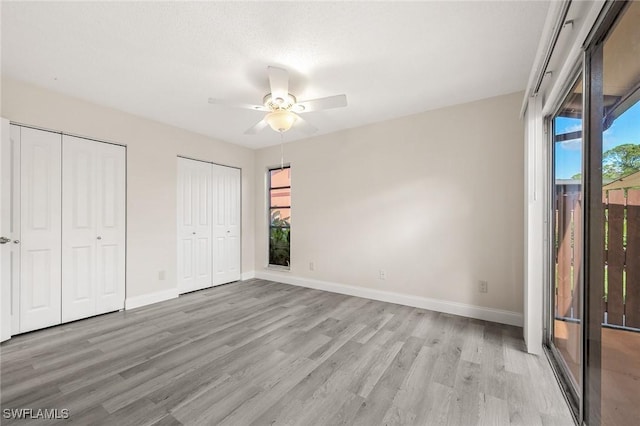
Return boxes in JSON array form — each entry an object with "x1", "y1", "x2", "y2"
[
  {"x1": 62, "y1": 136, "x2": 97, "y2": 322},
  {"x1": 178, "y1": 158, "x2": 197, "y2": 292},
  {"x1": 8, "y1": 125, "x2": 21, "y2": 335},
  {"x1": 212, "y1": 165, "x2": 227, "y2": 284},
  {"x1": 20, "y1": 128, "x2": 62, "y2": 332},
  {"x1": 212, "y1": 165, "x2": 241, "y2": 285},
  {"x1": 177, "y1": 158, "x2": 212, "y2": 293},
  {"x1": 95, "y1": 142, "x2": 125, "y2": 314},
  {"x1": 194, "y1": 162, "x2": 212, "y2": 288},
  {"x1": 227, "y1": 167, "x2": 241, "y2": 281}
]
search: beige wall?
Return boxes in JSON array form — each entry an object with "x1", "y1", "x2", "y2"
[
  {"x1": 1, "y1": 76, "x2": 525, "y2": 316},
  {"x1": 1, "y1": 76, "x2": 255, "y2": 299},
  {"x1": 255, "y1": 92, "x2": 525, "y2": 314}
]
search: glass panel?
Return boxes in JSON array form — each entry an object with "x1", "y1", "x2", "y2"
[
  {"x1": 270, "y1": 188, "x2": 291, "y2": 207},
  {"x1": 552, "y1": 76, "x2": 583, "y2": 392},
  {"x1": 269, "y1": 227, "x2": 290, "y2": 267},
  {"x1": 270, "y1": 208, "x2": 290, "y2": 227},
  {"x1": 270, "y1": 168, "x2": 291, "y2": 188},
  {"x1": 268, "y1": 167, "x2": 291, "y2": 267},
  {"x1": 601, "y1": 3, "x2": 640, "y2": 424}
]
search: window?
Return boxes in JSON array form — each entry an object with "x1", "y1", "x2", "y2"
[{"x1": 268, "y1": 167, "x2": 290, "y2": 268}]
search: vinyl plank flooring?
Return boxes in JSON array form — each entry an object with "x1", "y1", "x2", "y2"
[
  {"x1": 380, "y1": 344, "x2": 438, "y2": 425},
  {"x1": 1, "y1": 279, "x2": 573, "y2": 425}
]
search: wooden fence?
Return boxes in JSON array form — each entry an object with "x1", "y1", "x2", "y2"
[{"x1": 555, "y1": 187, "x2": 640, "y2": 330}]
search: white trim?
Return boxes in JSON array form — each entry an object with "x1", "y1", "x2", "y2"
[
  {"x1": 520, "y1": 0, "x2": 571, "y2": 116},
  {"x1": 540, "y1": 1, "x2": 606, "y2": 117},
  {"x1": 125, "y1": 288, "x2": 179, "y2": 310},
  {"x1": 241, "y1": 271, "x2": 256, "y2": 281},
  {"x1": 255, "y1": 271, "x2": 523, "y2": 327},
  {"x1": 523, "y1": 96, "x2": 545, "y2": 355}
]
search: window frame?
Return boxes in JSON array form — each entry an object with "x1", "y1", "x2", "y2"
[{"x1": 267, "y1": 166, "x2": 291, "y2": 269}]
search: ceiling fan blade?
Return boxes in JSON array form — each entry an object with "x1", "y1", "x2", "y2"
[
  {"x1": 244, "y1": 119, "x2": 269, "y2": 135},
  {"x1": 267, "y1": 66, "x2": 289, "y2": 103},
  {"x1": 208, "y1": 98, "x2": 268, "y2": 112},
  {"x1": 293, "y1": 115, "x2": 318, "y2": 135},
  {"x1": 295, "y1": 94, "x2": 347, "y2": 113}
]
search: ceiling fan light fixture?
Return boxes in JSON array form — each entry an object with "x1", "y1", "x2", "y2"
[{"x1": 265, "y1": 110, "x2": 296, "y2": 133}]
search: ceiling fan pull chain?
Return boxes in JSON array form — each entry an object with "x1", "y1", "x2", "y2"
[{"x1": 280, "y1": 132, "x2": 284, "y2": 170}]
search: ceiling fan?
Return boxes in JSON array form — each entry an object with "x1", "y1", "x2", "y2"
[{"x1": 208, "y1": 66, "x2": 348, "y2": 135}]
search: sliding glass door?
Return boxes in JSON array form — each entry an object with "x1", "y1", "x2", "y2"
[
  {"x1": 550, "y1": 76, "x2": 584, "y2": 414},
  {"x1": 547, "y1": 2, "x2": 639, "y2": 424},
  {"x1": 599, "y1": 3, "x2": 640, "y2": 424}
]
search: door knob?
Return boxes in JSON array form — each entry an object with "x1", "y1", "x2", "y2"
[
  {"x1": 226, "y1": 231, "x2": 230, "y2": 233},
  {"x1": 192, "y1": 232, "x2": 196, "y2": 235},
  {"x1": 97, "y1": 236, "x2": 102, "y2": 240},
  {"x1": 0, "y1": 237, "x2": 10, "y2": 244},
  {"x1": 13, "y1": 240, "x2": 20, "y2": 244}
]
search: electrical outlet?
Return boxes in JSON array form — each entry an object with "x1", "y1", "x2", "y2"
[
  {"x1": 159, "y1": 270, "x2": 166, "y2": 281},
  {"x1": 379, "y1": 269, "x2": 386, "y2": 280},
  {"x1": 309, "y1": 261, "x2": 315, "y2": 271},
  {"x1": 479, "y1": 280, "x2": 488, "y2": 293}
]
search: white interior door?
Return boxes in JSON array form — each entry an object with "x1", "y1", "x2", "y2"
[
  {"x1": 94, "y1": 141, "x2": 126, "y2": 314},
  {"x1": 177, "y1": 158, "x2": 212, "y2": 293},
  {"x1": 62, "y1": 136, "x2": 125, "y2": 322},
  {"x1": 9, "y1": 125, "x2": 21, "y2": 335},
  {"x1": 1, "y1": 118, "x2": 16, "y2": 342},
  {"x1": 19, "y1": 127, "x2": 62, "y2": 333},
  {"x1": 62, "y1": 135, "x2": 97, "y2": 322},
  {"x1": 212, "y1": 164, "x2": 241, "y2": 285}
]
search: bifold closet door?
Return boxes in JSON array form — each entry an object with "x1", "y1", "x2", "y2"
[
  {"x1": 1, "y1": 118, "x2": 12, "y2": 341},
  {"x1": 62, "y1": 135, "x2": 125, "y2": 322},
  {"x1": 94, "y1": 141, "x2": 126, "y2": 315},
  {"x1": 212, "y1": 164, "x2": 241, "y2": 285},
  {"x1": 19, "y1": 127, "x2": 62, "y2": 333},
  {"x1": 177, "y1": 158, "x2": 212, "y2": 293}
]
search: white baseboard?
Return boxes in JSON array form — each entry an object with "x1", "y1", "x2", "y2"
[
  {"x1": 255, "y1": 271, "x2": 523, "y2": 327},
  {"x1": 241, "y1": 271, "x2": 256, "y2": 281},
  {"x1": 125, "y1": 288, "x2": 179, "y2": 310}
]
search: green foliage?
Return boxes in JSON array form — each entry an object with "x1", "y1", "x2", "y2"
[
  {"x1": 270, "y1": 210, "x2": 290, "y2": 228},
  {"x1": 603, "y1": 143, "x2": 640, "y2": 180},
  {"x1": 269, "y1": 210, "x2": 290, "y2": 267}
]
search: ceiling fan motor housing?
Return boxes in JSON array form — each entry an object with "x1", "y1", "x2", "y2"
[{"x1": 263, "y1": 93, "x2": 297, "y2": 111}]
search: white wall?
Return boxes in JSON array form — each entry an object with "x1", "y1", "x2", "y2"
[
  {"x1": 0, "y1": 76, "x2": 255, "y2": 302},
  {"x1": 255, "y1": 92, "x2": 525, "y2": 324}
]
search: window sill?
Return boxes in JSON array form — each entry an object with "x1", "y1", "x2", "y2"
[{"x1": 266, "y1": 265, "x2": 290, "y2": 272}]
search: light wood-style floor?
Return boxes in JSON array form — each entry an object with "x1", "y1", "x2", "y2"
[{"x1": 1, "y1": 280, "x2": 573, "y2": 425}]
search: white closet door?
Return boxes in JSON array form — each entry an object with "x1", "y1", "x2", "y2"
[
  {"x1": 95, "y1": 142, "x2": 126, "y2": 314},
  {"x1": 9, "y1": 125, "x2": 21, "y2": 335},
  {"x1": 62, "y1": 136, "x2": 125, "y2": 321},
  {"x1": 20, "y1": 127, "x2": 62, "y2": 333},
  {"x1": 212, "y1": 164, "x2": 241, "y2": 285},
  {"x1": 1, "y1": 119, "x2": 17, "y2": 341},
  {"x1": 62, "y1": 136, "x2": 97, "y2": 322},
  {"x1": 177, "y1": 158, "x2": 212, "y2": 293}
]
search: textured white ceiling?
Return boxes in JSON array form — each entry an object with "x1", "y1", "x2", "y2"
[{"x1": 1, "y1": 1, "x2": 549, "y2": 149}]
